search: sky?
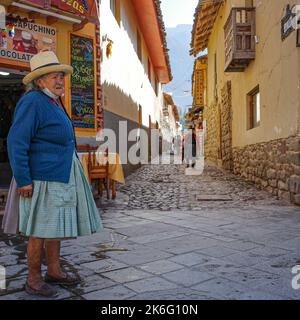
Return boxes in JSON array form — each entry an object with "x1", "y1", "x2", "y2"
[{"x1": 160, "y1": 0, "x2": 199, "y2": 28}]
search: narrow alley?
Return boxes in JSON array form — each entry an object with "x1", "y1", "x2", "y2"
[{"x1": 1, "y1": 160, "x2": 300, "y2": 300}]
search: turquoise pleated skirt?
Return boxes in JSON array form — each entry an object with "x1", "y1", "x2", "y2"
[{"x1": 18, "y1": 152, "x2": 103, "y2": 239}]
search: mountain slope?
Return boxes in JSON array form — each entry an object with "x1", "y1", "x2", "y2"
[{"x1": 164, "y1": 24, "x2": 194, "y2": 126}]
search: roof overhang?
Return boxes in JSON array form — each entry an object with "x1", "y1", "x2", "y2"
[
  {"x1": 173, "y1": 105, "x2": 180, "y2": 122},
  {"x1": 6, "y1": 0, "x2": 99, "y2": 26},
  {"x1": 131, "y1": 0, "x2": 172, "y2": 83},
  {"x1": 190, "y1": 0, "x2": 223, "y2": 56},
  {"x1": 163, "y1": 92, "x2": 175, "y2": 106}
]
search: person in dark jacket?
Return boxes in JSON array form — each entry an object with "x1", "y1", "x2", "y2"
[{"x1": 182, "y1": 127, "x2": 199, "y2": 168}]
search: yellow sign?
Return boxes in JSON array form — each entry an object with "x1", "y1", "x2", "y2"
[
  {"x1": 195, "y1": 69, "x2": 205, "y2": 106},
  {"x1": 0, "y1": 18, "x2": 56, "y2": 62}
]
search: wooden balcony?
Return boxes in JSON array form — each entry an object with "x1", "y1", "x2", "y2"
[{"x1": 224, "y1": 7, "x2": 256, "y2": 72}]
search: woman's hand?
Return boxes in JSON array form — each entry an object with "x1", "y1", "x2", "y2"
[{"x1": 18, "y1": 185, "x2": 33, "y2": 198}]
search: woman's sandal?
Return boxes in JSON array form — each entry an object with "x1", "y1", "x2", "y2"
[
  {"x1": 44, "y1": 273, "x2": 81, "y2": 286},
  {"x1": 25, "y1": 281, "x2": 58, "y2": 298}
]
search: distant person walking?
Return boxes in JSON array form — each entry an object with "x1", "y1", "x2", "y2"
[{"x1": 182, "y1": 127, "x2": 200, "y2": 168}]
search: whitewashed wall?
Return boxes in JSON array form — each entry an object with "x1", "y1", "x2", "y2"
[{"x1": 100, "y1": 0, "x2": 164, "y2": 128}]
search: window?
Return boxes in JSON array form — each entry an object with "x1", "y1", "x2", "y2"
[
  {"x1": 137, "y1": 30, "x2": 142, "y2": 62},
  {"x1": 147, "y1": 58, "x2": 152, "y2": 82},
  {"x1": 110, "y1": 0, "x2": 120, "y2": 25},
  {"x1": 247, "y1": 86, "x2": 261, "y2": 130}
]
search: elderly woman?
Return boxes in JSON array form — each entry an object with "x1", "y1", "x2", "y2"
[{"x1": 3, "y1": 51, "x2": 103, "y2": 297}]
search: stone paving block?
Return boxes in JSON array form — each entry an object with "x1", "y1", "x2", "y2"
[
  {"x1": 69, "y1": 274, "x2": 116, "y2": 295},
  {"x1": 164, "y1": 211, "x2": 197, "y2": 219},
  {"x1": 82, "y1": 285, "x2": 136, "y2": 300},
  {"x1": 192, "y1": 257, "x2": 244, "y2": 275},
  {"x1": 172, "y1": 221, "x2": 219, "y2": 231},
  {"x1": 75, "y1": 266, "x2": 98, "y2": 278},
  {"x1": 237, "y1": 233, "x2": 278, "y2": 244},
  {"x1": 0, "y1": 255, "x2": 19, "y2": 267},
  {"x1": 105, "y1": 220, "x2": 150, "y2": 229},
  {"x1": 222, "y1": 240, "x2": 262, "y2": 252},
  {"x1": 62, "y1": 251, "x2": 101, "y2": 265},
  {"x1": 81, "y1": 259, "x2": 128, "y2": 273},
  {"x1": 191, "y1": 277, "x2": 247, "y2": 299},
  {"x1": 0, "y1": 245, "x2": 20, "y2": 256},
  {"x1": 103, "y1": 267, "x2": 152, "y2": 284},
  {"x1": 196, "y1": 195, "x2": 233, "y2": 201},
  {"x1": 263, "y1": 230, "x2": 300, "y2": 242},
  {"x1": 249, "y1": 246, "x2": 291, "y2": 258},
  {"x1": 60, "y1": 245, "x2": 94, "y2": 256},
  {"x1": 115, "y1": 222, "x2": 184, "y2": 238},
  {"x1": 0, "y1": 275, "x2": 27, "y2": 295},
  {"x1": 170, "y1": 253, "x2": 213, "y2": 269},
  {"x1": 101, "y1": 212, "x2": 128, "y2": 219},
  {"x1": 128, "y1": 211, "x2": 164, "y2": 219},
  {"x1": 268, "y1": 237, "x2": 300, "y2": 251},
  {"x1": 5, "y1": 264, "x2": 28, "y2": 279},
  {"x1": 108, "y1": 247, "x2": 173, "y2": 266},
  {"x1": 254, "y1": 277, "x2": 300, "y2": 299},
  {"x1": 71, "y1": 230, "x2": 115, "y2": 246},
  {"x1": 197, "y1": 246, "x2": 238, "y2": 258},
  {"x1": 129, "y1": 230, "x2": 189, "y2": 244},
  {"x1": 251, "y1": 253, "x2": 300, "y2": 278},
  {"x1": 217, "y1": 266, "x2": 281, "y2": 289},
  {"x1": 139, "y1": 259, "x2": 184, "y2": 275},
  {"x1": 128, "y1": 288, "x2": 218, "y2": 300},
  {"x1": 230, "y1": 290, "x2": 286, "y2": 300},
  {"x1": 148, "y1": 235, "x2": 220, "y2": 255},
  {"x1": 0, "y1": 285, "x2": 73, "y2": 300},
  {"x1": 124, "y1": 277, "x2": 178, "y2": 293},
  {"x1": 64, "y1": 296, "x2": 85, "y2": 300},
  {"x1": 162, "y1": 269, "x2": 214, "y2": 287},
  {"x1": 222, "y1": 252, "x2": 271, "y2": 267}
]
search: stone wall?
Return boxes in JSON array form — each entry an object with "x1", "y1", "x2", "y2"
[
  {"x1": 233, "y1": 135, "x2": 300, "y2": 205},
  {"x1": 220, "y1": 81, "x2": 233, "y2": 171},
  {"x1": 203, "y1": 101, "x2": 220, "y2": 164}
]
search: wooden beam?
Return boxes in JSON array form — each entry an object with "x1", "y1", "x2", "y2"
[
  {"x1": 46, "y1": 16, "x2": 58, "y2": 25},
  {"x1": 72, "y1": 18, "x2": 88, "y2": 32},
  {"x1": 7, "y1": 5, "x2": 19, "y2": 14},
  {"x1": 28, "y1": 11, "x2": 41, "y2": 19}
]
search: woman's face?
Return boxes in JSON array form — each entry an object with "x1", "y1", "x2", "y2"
[{"x1": 37, "y1": 72, "x2": 65, "y2": 97}]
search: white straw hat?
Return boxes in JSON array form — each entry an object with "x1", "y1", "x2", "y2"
[{"x1": 23, "y1": 51, "x2": 73, "y2": 85}]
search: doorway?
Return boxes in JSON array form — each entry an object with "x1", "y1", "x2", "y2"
[{"x1": 0, "y1": 69, "x2": 25, "y2": 187}]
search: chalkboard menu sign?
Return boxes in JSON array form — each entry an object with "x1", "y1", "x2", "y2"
[{"x1": 70, "y1": 34, "x2": 95, "y2": 129}]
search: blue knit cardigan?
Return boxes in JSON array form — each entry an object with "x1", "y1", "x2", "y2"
[{"x1": 7, "y1": 91, "x2": 76, "y2": 187}]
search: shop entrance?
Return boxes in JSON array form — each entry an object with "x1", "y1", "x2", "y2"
[{"x1": 0, "y1": 68, "x2": 25, "y2": 187}]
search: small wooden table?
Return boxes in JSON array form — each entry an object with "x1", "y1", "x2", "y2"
[{"x1": 77, "y1": 152, "x2": 125, "y2": 199}]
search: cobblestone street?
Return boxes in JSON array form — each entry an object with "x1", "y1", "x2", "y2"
[{"x1": 1, "y1": 160, "x2": 300, "y2": 300}]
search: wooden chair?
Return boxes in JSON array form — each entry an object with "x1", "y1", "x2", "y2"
[
  {"x1": 76, "y1": 144, "x2": 89, "y2": 153},
  {"x1": 87, "y1": 146, "x2": 110, "y2": 199}
]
